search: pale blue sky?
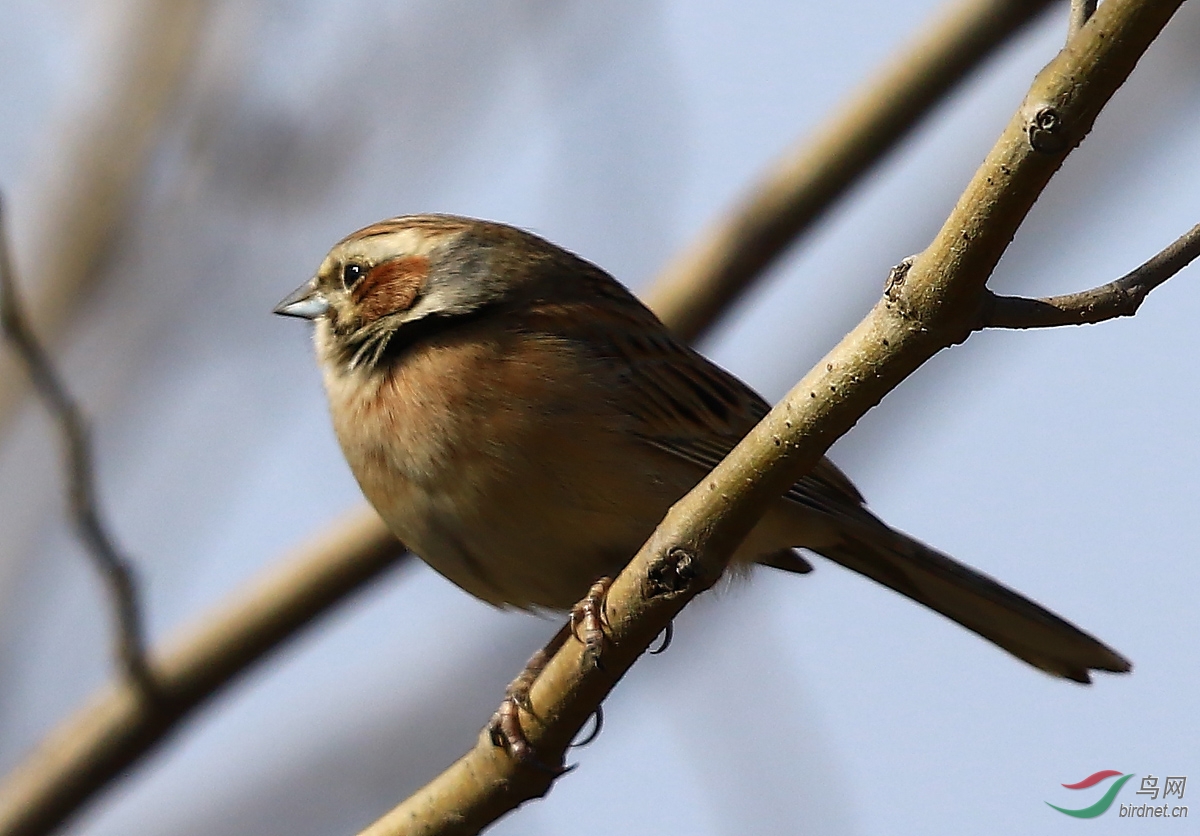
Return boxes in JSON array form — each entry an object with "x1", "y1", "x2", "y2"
[{"x1": 0, "y1": 2, "x2": 1197, "y2": 835}]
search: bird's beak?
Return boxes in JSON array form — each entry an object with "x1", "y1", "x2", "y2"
[{"x1": 273, "y1": 279, "x2": 330, "y2": 320}]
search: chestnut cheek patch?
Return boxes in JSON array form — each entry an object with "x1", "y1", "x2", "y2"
[{"x1": 354, "y1": 256, "x2": 429, "y2": 323}]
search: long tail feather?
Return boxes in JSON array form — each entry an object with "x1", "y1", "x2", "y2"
[{"x1": 815, "y1": 517, "x2": 1130, "y2": 683}]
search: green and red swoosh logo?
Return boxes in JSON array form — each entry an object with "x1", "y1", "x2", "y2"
[{"x1": 1047, "y1": 770, "x2": 1134, "y2": 818}]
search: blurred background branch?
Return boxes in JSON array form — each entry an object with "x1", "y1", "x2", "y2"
[
  {"x1": 0, "y1": 0, "x2": 211, "y2": 443},
  {"x1": 0, "y1": 1, "x2": 1065, "y2": 834},
  {"x1": 643, "y1": 0, "x2": 1058, "y2": 343},
  {"x1": 0, "y1": 508, "x2": 400, "y2": 836},
  {"x1": 0, "y1": 198, "x2": 152, "y2": 694},
  {"x1": 1, "y1": 0, "x2": 1197, "y2": 835},
  {"x1": 363, "y1": 0, "x2": 1186, "y2": 830}
]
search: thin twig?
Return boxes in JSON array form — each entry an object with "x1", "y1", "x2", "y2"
[
  {"x1": 0, "y1": 0, "x2": 1075, "y2": 833},
  {"x1": 0, "y1": 508, "x2": 403, "y2": 836},
  {"x1": 363, "y1": 0, "x2": 1183, "y2": 831},
  {"x1": 1069, "y1": 0, "x2": 1099, "y2": 37},
  {"x1": 0, "y1": 0, "x2": 211, "y2": 450},
  {"x1": 983, "y1": 223, "x2": 1200, "y2": 328},
  {"x1": 0, "y1": 197, "x2": 155, "y2": 695}
]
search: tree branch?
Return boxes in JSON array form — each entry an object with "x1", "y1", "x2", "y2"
[
  {"x1": 0, "y1": 197, "x2": 153, "y2": 694},
  {"x1": 0, "y1": 0, "x2": 211, "y2": 447},
  {"x1": 364, "y1": 0, "x2": 1185, "y2": 832},
  {"x1": 1070, "y1": 0, "x2": 1099, "y2": 37},
  {"x1": 0, "y1": 0, "x2": 1090, "y2": 834},
  {"x1": 982, "y1": 222, "x2": 1200, "y2": 328},
  {"x1": 0, "y1": 508, "x2": 403, "y2": 836}
]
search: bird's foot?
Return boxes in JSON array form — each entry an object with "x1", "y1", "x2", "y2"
[
  {"x1": 486, "y1": 627, "x2": 573, "y2": 774},
  {"x1": 486, "y1": 579, "x2": 615, "y2": 769},
  {"x1": 570, "y1": 577, "x2": 613, "y2": 670}
]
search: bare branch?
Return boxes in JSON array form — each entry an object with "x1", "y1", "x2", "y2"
[
  {"x1": 365, "y1": 0, "x2": 1184, "y2": 832},
  {"x1": 0, "y1": 0, "x2": 1107, "y2": 833},
  {"x1": 0, "y1": 508, "x2": 403, "y2": 836},
  {"x1": 644, "y1": 0, "x2": 1059, "y2": 344},
  {"x1": 0, "y1": 0, "x2": 211, "y2": 447},
  {"x1": 0, "y1": 197, "x2": 154, "y2": 695},
  {"x1": 1069, "y1": 0, "x2": 1099, "y2": 37},
  {"x1": 983, "y1": 223, "x2": 1200, "y2": 329}
]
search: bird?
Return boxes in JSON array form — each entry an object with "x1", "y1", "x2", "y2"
[{"x1": 275, "y1": 213, "x2": 1130, "y2": 684}]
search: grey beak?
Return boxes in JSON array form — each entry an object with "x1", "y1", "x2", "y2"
[{"x1": 273, "y1": 280, "x2": 330, "y2": 320}]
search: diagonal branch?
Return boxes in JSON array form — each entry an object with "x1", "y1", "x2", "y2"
[
  {"x1": 982, "y1": 222, "x2": 1200, "y2": 328},
  {"x1": 364, "y1": 0, "x2": 1185, "y2": 832},
  {"x1": 0, "y1": 0, "x2": 1077, "y2": 834},
  {"x1": 0, "y1": 197, "x2": 154, "y2": 695},
  {"x1": 0, "y1": 508, "x2": 401, "y2": 836}
]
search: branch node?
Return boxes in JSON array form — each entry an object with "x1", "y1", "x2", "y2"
[
  {"x1": 1069, "y1": 0, "x2": 1098, "y2": 39},
  {"x1": 1026, "y1": 104, "x2": 1068, "y2": 153},
  {"x1": 884, "y1": 255, "x2": 916, "y2": 299},
  {"x1": 645, "y1": 547, "x2": 698, "y2": 598}
]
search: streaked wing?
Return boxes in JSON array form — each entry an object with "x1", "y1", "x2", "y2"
[{"x1": 553, "y1": 290, "x2": 865, "y2": 516}]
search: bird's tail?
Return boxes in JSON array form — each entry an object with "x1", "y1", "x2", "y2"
[{"x1": 813, "y1": 515, "x2": 1130, "y2": 683}]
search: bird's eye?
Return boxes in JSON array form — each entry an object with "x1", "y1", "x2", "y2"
[{"x1": 341, "y1": 262, "x2": 367, "y2": 289}]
